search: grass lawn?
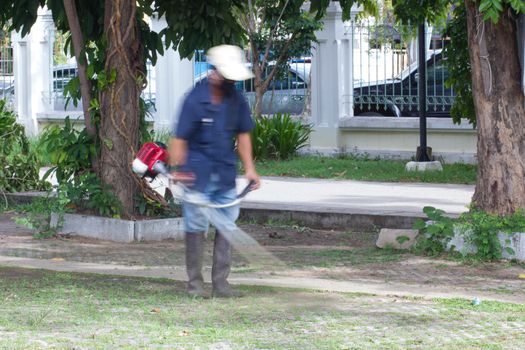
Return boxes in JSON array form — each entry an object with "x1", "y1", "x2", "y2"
[
  {"x1": 256, "y1": 156, "x2": 477, "y2": 184},
  {"x1": 1, "y1": 267, "x2": 523, "y2": 350}
]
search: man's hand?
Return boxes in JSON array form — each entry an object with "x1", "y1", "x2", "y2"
[
  {"x1": 245, "y1": 168, "x2": 261, "y2": 190},
  {"x1": 238, "y1": 132, "x2": 260, "y2": 190}
]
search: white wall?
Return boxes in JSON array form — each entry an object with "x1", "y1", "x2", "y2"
[{"x1": 149, "y1": 15, "x2": 194, "y2": 133}]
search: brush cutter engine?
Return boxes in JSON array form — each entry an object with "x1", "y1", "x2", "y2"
[
  {"x1": 133, "y1": 142, "x2": 254, "y2": 208},
  {"x1": 132, "y1": 141, "x2": 170, "y2": 179}
]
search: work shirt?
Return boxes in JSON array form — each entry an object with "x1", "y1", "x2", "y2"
[{"x1": 174, "y1": 81, "x2": 254, "y2": 192}]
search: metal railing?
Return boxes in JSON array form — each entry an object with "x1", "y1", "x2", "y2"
[
  {"x1": 47, "y1": 61, "x2": 157, "y2": 115},
  {"x1": 350, "y1": 20, "x2": 454, "y2": 117},
  {"x1": 0, "y1": 45, "x2": 14, "y2": 108},
  {"x1": 143, "y1": 60, "x2": 156, "y2": 114}
]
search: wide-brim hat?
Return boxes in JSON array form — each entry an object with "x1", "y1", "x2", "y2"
[{"x1": 207, "y1": 45, "x2": 254, "y2": 81}]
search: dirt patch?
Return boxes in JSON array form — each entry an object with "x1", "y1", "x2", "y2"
[
  {"x1": 239, "y1": 223, "x2": 377, "y2": 247},
  {"x1": 0, "y1": 213, "x2": 33, "y2": 236},
  {"x1": 0, "y1": 266, "x2": 45, "y2": 279}
]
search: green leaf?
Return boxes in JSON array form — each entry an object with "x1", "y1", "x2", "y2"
[
  {"x1": 505, "y1": 247, "x2": 515, "y2": 256},
  {"x1": 413, "y1": 219, "x2": 427, "y2": 230},
  {"x1": 396, "y1": 235, "x2": 410, "y2": 244}
]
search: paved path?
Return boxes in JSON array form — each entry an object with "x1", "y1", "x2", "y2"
[
  {"x1": 40, "y1": 167, "x2": 474, "y2": 217},
  {"x1": 242, "y1": 177, "x2": 473, "y2": 217}
]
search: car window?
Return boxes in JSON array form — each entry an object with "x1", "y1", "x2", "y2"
[
  {"x1": 289, "y1": 71, "x2": 306, "y2": 89},
  {"x1": 426, "y1": 61, "x2": 449, "y2": 85},
  {"x1": 237, "y1": 78, "x2": 254, "y2": 93},
  {"x1": 268, "y1": 71, "x2": 305, "y2": 91},
  {"x1": 404, "y1": 57, "x2": 448, "y2": 85},
  {"x1": 269, "y1": 76, "x2": 289, "y2": 91}
]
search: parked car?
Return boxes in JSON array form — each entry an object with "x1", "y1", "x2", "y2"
[
  {"x1": 195, "y1": 60, "x2": 311, "y2": 115},
  {"x1": 52, "y1": 63, "x2": 156, "y2": 113},
  {"x1": 0, "y1": 80, "x2": 14, "y2": 107},
  {"x1": 353, "y1": 51, "x2": 454, "y2": 117},
  {"x1": 52, "y1": 64, "x2": 82, "y2": 112}
]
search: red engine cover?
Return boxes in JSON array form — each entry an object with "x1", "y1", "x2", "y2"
[{"x1": 135, "y1": 142, "x2": 169, "y2": 171}]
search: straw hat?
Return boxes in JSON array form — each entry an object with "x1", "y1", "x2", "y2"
[{"x1": 207, "y1": 45, "x2": 254, "y2": 81}]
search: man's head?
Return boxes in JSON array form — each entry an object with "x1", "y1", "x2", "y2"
[
  {"x1": 207, "y1": 45, "x2": 253, "y2": 95},
  {"x1": 208, "y1": 68, "x2": 237, "y2": 96},
  {"x1": 207, "y1": 45, "x2": 253, "y2": 82}
]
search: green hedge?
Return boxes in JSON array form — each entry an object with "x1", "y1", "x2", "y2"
[
  {"x1": 0, "y1": 100, "x2": 47, "y2": 193},
  {"x1": 252, "y1": 113, "x2": 312, "y2": 160}
]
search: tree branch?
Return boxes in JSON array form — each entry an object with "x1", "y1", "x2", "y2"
[
  {"x1": 261, "y1": 0, "x2": 291, "y2": 69},
  {"x1": 263, "y1": 32, "x2": 296, "y2": 91}
]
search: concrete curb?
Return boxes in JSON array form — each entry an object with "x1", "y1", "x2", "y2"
[
  {"x1": 135, "y1": 217, "x2": 184, "y2": 241},
  {"x1": 5, "y1": 192, "x2": 48, "y2": 206},
  {"x1": 239, "y1": 207, "x2": 422, "y2": 231},
  {"x1": 50, "y1": 213, "x2": 184, "y2": 243},
  {"x1": 51, "y1": 213, "x2": 135, "y2": 243}
]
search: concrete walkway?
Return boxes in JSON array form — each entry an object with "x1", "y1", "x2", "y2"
[
  {"x1": 242, "y1": 176, "x2": 473, "y2": 217},
  {"x1": 39, "y1": 167, "x2": 474, "y2": 219}
]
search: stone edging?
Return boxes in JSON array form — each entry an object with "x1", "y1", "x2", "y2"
[
  {"x1": 448, "y1": 227, "x2": 525, "y2": 262},
  {"x1": 50, "y1": 213, "x2": 183, "y2": 243}
]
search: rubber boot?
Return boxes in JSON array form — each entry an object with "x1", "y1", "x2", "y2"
[
  {"x1": 212, "y1": 230, "x2": 241, "y2": 298},
  {"x1": 185, "y1": 232, "x2": 206, "y2": 297}
]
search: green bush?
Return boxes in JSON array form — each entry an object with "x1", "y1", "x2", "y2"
[
  {"x1": 413, "y1": 206, "x2": 455, "y2": 256},
  {"x1": 458, "y1": 209, "x2": 525, "y2": 260},
  {"x1": 29, "y1": 136, "x2": 53, "y2": 167},
  {"x1": 38, "y1": 117, "x2": 95, "y2": 183},
  {"x1": 414, "y1": 206, "x2": 525, "y2": 261},
  {"x1": 252, "y1": 113, "x2": 312, "y2": 160},
  {"x1": 37, "y1": 118, "x2": 121, "y2": 218},
  {"x1": 0, "y1": 100, "x2": 48, "y2": 193},
  {"x1": 14, "y1": 190, "x2": 71, "y2": 238}
]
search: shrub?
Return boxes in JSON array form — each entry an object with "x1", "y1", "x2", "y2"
[
  {"x1": 252, "y1": 113, "x2": 312, "y2": 160},
  {"x1": 37, "y1": 118, "x2": 121, "y2": 218},
  {"x1": 38, "y1": 117, "x2": 95, "y2": 183},
  {"x1": 0, "y1": 100, "x2": 48, "y2": 193},
  {"x1": 414, "y1": 206, "x2": 525, "y2": 261},
  {"x1": 413, "y1": 206, "x2": 455, "y2": 256},
  {"x1": 458, "y1": 209, "x2": 525, "y2": 260}
]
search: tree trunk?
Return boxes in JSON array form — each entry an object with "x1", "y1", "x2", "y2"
[
  {"x1": 62, "y1": 0, "x2": 99, "y2": 172},
  {"x1": 465, "y1": 1, "x2": 525, "y2": 215},
  {"x1": 100, "y1": 0, "x2": 142, "y2": 217},
  {"x1": 250, "y1": 40, "x2": 264, "y2": 118},
  {"x1": 254, "y1": 84, "x2": 265, "y2": 117}
]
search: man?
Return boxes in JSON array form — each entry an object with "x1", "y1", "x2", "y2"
[{"x1": 169, "y1": 45, "x2": 260, "y2": 298}]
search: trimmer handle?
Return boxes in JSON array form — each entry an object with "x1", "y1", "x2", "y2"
[
  {"x1": 169, "y1": 171, "x2": 196, "y2": 185},
  {"x1": 238, "y1": 180, "x2": 256, "y2": 199}
]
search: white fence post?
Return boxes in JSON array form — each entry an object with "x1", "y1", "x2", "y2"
[
  {"x1": 309, "y1": 2, "x2": 361, "y2": 154},
  {"x1": 150, "y1": 15, "x2": 194, "y2": 134},
  {"x1": 11, "y1": 31, "x2": 31, "y2": 133},
  {"x1": 11, "y1": 6, "x2": 54, "y2": 136}
]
